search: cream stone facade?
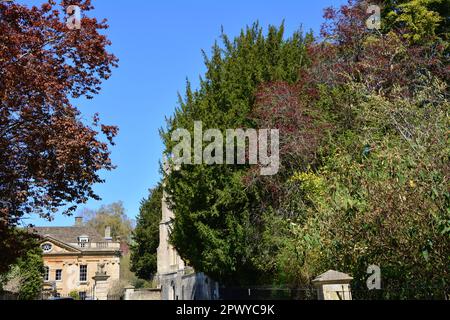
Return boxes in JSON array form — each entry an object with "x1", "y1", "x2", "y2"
[
  {"x1": 33, "y1": 219, "x2": 121, "y2": 300},
  {"x1": 157, "y1": 190, "x2": 185, "y2": 276},
  {"x1": 156, "y1": 187, "x2": 219, "y2": 300}
]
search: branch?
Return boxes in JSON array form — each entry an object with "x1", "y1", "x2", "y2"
[{"x1": 0, "y1": 34, "x2": 64, "y2": 71}]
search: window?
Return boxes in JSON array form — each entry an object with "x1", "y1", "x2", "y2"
[
  {"x1": 55, "y1": 269, "x2": 62, "y2": 281},
  {"x1": 79, "y1": 265, "x2": 87, "y2": 282},
  {"x1": 41, "y1": 243, "x2": 53, "y2": 253},
  {"x1": 79, "y1": 292, "x2": 87, "y2": 300},
  {"x1": 78, "y1": 236, "x2": 89, "y2": 248},
  {"x1": 43, "y1": 266, "x2": 49, "y2": 282},
  {"x1": 79, "y1": 236, "x2": 89, "y2": 242},
  {"x1": 170, "y1": 247, "x2": 177, "y2": 266}
]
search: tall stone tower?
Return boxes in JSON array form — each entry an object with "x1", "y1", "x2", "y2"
[
  {"x1": 155, "y1": 158, "x2": 219, "y2": 300},
  {"x1": 156, "y1": 188, "x2": 186, "y2": 279}
]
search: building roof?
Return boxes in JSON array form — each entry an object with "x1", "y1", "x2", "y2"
[
  {"x1": 31, "y1": 226, "x2": 106, "y2": 244},
  {"x1": 312, "y1": 270, "x2": 353, "y2": 283}
]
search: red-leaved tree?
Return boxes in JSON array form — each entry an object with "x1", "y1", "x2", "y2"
[
  {"x1": 0, "y1": 0, "x2": 118, "y2": 273},
  {"x1": 309, "y1": 0, "x2": 449, "y2": 98},
  {"x1": 244, "y1": 81, "x2": 330, "y2": 210}
]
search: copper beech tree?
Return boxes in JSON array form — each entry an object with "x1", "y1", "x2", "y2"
[{"x1": 0, "y1": 0, "x2": 118, "y2": 273}]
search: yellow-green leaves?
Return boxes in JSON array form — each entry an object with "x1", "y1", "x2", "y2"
[{"x1": 385, "y1": 0, "x2": 445, "y2": 43}]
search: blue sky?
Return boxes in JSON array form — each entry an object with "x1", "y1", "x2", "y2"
[{"x1": 24, "y1": 0, "x2": 347, "y2": 227}]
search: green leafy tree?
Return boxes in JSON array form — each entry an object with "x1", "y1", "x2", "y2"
[
  {"x1": 381, "y1": 0, "x2": 450, "y2": 43},
  {"x1": 316, "y1": 81, "x2": 449, "y2": 299},
  {"x1": 130, "y1": 185, "x2": 163, "y2": 280},
  {"x1": 17, "y1": 247, "x2": 44, "y2": 300},
  {"x1": 161, "y1": 23, "x2": 312, "y2": 285},
  {"x1": 1, "y1": 245, "x2": 44, "y2": 300},
  {"x1": 253, "y1": 0, "x2": 450, "y2": 297},
  {"x1": 81, "y1": 202, "x2": 134, "y2": 242}
]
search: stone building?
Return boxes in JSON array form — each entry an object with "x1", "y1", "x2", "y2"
[
  {"x1": 156, "y1": 188, "x2": 219, "y2": 300},
  {"x1": 32, "y1": 218, "x2": 121, "y2": 300}
]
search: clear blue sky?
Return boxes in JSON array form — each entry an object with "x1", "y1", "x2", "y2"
[{"x1": 24, "y1": 0, "x2": 347, "y2": 227}]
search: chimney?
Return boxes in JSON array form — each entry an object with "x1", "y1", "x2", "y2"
[
  {"x1": 104, "y1": 226, "x2": 112, "y2": 241},
  {"x1": 75, "y1": 217, "x2": 83, "y2": 227}
]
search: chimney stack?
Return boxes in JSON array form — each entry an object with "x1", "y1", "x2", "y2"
[
  {"x1": 104, "y1": 226, "x2": 112, "y2": 241},
  {"x1": 75, "y1": 217, "x2": 83, "y2": 227}
]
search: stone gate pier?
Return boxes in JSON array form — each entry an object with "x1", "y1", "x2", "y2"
[
  {"x1": 312, "y1": 270, "x2": 353, "y2": 300},
  {"x1": 93, "y1": 264, "x2": 110, "y2": 300}
]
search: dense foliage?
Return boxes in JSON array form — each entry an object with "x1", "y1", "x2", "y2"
[
  {"x1": 81, "y1": 202, "x2": 134, "y2": 242},
  {"x1": 0, "y1": 0, "x2": 118, "y2": 274},
  {"x1": 130, "y1": 184, "x2": 163, "y2": 280},
  {"x1": 161, "y1": 23, "x2": 313, "y2": 284},
  {"x1": 135, "y1": 0, "x2": 449, "y2": 298},
  {"x1": 0, "y1": 245, "x2": 44, "y2": 300}
]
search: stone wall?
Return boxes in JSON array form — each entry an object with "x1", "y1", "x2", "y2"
[
  {"x1": 159, "y1": 270, "x2": 219, "y2": 301},
  {"x1": 124, "y1": 287, "x2": 161, "y2": 300}
]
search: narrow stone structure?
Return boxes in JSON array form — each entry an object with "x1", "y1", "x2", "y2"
[
  {"x1": 92, "y1": 264, "x2": 110, "y2": 301},
  {"x1": 155, "y1": 160, "x2": 219, "y2": 300},
  {"x1": 312, "y1": 270, "x2": 353, "y2": 300}
]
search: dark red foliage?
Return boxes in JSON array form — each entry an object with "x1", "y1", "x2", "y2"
[
  {"x1": 0, "y1": 0, "x2": 118, "y2": 270},
  {"x1": 244, "y1": 81, "x2": 330, "y2": 207},
  {"x1": 252, "y1": 82, "x2": 327, "y2": 168},
  {"x1": 310, "y1": 0, "x2": 449, "y2": 98}
]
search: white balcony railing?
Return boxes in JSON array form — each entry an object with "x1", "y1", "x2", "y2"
[{"x1": 72, "y1": 242, "x2": 120, "y2": 250}]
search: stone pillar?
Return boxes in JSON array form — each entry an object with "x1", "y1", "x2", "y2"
[
  {"x1": 124, "y1": 286, "x2": 135, "y2": 301},
  {"x1": 92, "y1": 271, "x2": 110, "y2": 301},
  {"x1": 312, "y1": 270, "x2": 353, "y2": 301}
]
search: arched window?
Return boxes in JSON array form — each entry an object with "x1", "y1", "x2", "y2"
[{"x1": 169, "y1": 281, "x2": 176, "y2": 300}]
